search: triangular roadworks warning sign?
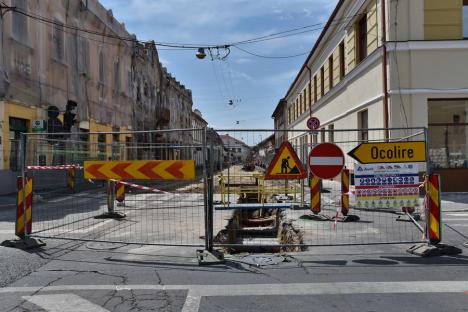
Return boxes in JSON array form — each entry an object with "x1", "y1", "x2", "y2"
[{"x1": 265, "y1": 141, "x2": 307, "y2": 180}]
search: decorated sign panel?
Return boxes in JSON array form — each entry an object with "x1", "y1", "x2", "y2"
[{"x1": 354, "y1": 163, "x2": 419, "y2": 210}]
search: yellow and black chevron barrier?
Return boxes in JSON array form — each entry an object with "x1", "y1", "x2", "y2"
[
  {"x1": 67, "y1": 167, "x2": 76, "y2": 192},
  {"x1": 310, "y1": 174, "x2": 321, "y2": 214},
  {"x1": 116, "y1": 181, "x2": 125, "y2": 203},
  {"x1": 427, "y1": 174, "x2": 441, "y2": 245},
  {"x1": 15, "y1": 176, "x2": 33, "y2": 239},
  {"x1": 341, "y1": 169, "x2": 350, "y2": 216}
]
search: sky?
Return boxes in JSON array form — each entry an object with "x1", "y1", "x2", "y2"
[{"x1": 100, "y1": 0, "x2": 339, "y2": 129}]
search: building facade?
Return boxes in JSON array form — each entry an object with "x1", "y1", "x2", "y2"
[
  {"x1": 220, "y1": 134, "x2": 251, "y2": 165},
  {"x1": 273, "y1": 0, "x2": 468, "y2": 191},
  {"x1": 192, "y1": 109, "x2": 208, "y2": 169},
  {"x1": 0, "y1": 0, "x2": 198, "y2": 194}
]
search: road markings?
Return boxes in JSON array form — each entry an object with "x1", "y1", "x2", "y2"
[
  {"x1": 2, "y1": 281, "x2": 467, "y2": 312},
  {"x1": 23, "y1": 294, "x2": 110, "y2": 312},
  {"x1": 446, "y1": 213, "x2": 468, "y2": 217},
  {"x1": 182, "y1": 293, "x2": 202, "y2": 312}
]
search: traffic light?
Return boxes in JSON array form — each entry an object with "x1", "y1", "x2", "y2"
[
  {"x1": 47, "y1": 105, "x2": 63, "y2": 144},
  {"x1": 63, "y1": 100, "x2": 77, "y2": 132}
]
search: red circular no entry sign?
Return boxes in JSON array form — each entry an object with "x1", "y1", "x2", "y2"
[{"x1": 309, "y1": 143, "x2": 345, "y2": 179}]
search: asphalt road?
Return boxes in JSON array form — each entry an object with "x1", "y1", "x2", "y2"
[{"x1": 0, "y1": 185, "x2": 467, "y2": 311}]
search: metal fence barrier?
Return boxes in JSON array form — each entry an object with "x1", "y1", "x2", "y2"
[
  {"x1": 17, "y1": 127, "x2": 433, "y2": 250},
  {"x1": 210, "y1": 128, "x2": 429, "y2": 249},
  {"x1": 22, "y1": 129, "x2": 211, "y2": 247}
]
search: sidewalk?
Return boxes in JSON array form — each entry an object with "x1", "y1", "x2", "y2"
[
  {"x1": 441, "y1": 193, "x2": 468, "y2": 212},
  {"x1": 0, "y1": 194, "x2": 16, "y2": 208}
]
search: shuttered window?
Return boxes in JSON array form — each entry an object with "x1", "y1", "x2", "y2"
[
  {"x1": 99, "y1": 50, "x2": 105, "y2": 83},
  {"x1": 357, "y1": 14, "x2": 368, "y2": 63},
  {"x1": 53, "y1": 20, "x2": 65, "y2": 61},
  {"x1": 78, "y1": 38, "x2": 89, "y2": 75},
  {"x1": 339, "y1": 42, "x2": 345, "y2": 79},
  {"x1": 12, "y1": 0, "x2": 27, "y2": 43},
  {"x1": 114, "y1": 59, "x2": 121, "y2": 94}
]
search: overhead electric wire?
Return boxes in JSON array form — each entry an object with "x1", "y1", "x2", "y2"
[
  {"x1": 2, "y1": 4, "x2": 369, "y2": 51},
  {"x1": 234, "y1": 45, "x2": 309, "y2": 59}
]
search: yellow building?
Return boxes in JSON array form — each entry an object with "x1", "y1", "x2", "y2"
[{"x1": 274, "y1": 0, "x2": 468, "y2": 191}]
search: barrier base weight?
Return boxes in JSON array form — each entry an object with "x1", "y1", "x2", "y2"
[
  {"x1": 1, "y1": 237, "x2": 46, "y2": 250},
  {"x1": 407, "y1": 243, "x2": 462, "y2": 257},
  {"x1": 94, "y1": 212, "x2": 127, "y2": 219},
  {"x1": 197, "y1": 249, "x2": 225, "y2": 265}
]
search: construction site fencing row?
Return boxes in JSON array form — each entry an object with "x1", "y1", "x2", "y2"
[
  {"x1": 16, "y1": 127, "x2": 435, "y2": 250},
  {"x1": 21, "y1": 129, "x2": 214, "y2": 247},
  {"x1": 211, "y1": 128, "x2": 430, "y2": 249}
]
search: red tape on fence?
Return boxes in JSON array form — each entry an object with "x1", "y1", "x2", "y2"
[
  {"x1": 27, "y1": 164, "x2": 82, "y2": 170},
  {"x1": 109, "y1": 179, "x2": 173, "y2": 195}
]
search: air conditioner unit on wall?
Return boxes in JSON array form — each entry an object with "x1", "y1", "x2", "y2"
[{"x1": 32, "y1": 120, "x2": 46, "y2": 132}]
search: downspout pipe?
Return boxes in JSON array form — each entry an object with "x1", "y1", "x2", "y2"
[
  {"x1": 382, "y1": 0, "x2": 390, "y2": 139},
  {"x1": 305, "y1": 64, "x2": 313, "y2": 117}
]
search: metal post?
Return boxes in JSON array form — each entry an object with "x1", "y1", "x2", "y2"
[
  {"x1": 202, "y1": 128, "x2": 209, "y2": 250},
  {"x1": 207, "y1": 132, "x2": 215, "y2": 251},
  {"x1": 107, "y1": 180, "x2": 115, "y2": 214}
]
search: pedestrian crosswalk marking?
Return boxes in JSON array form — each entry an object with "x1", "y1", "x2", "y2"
[{"x1": 23, "y1": 294, "x2": 110, "y2": 312}]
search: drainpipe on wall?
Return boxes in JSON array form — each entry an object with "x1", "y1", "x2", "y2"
[
  {"x1": 382, "y1": 0, "x2": 390, "y2": 139},
  {"x1": 305, "y1": 64, "x2": 313, "y2": 118}
]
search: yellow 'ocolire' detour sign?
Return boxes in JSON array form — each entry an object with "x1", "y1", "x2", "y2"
[{"x1": 348, "y1": 141, "x2": 426, "y2": 164}]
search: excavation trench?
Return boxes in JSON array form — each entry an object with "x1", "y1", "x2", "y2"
[{"x1": 214, "y1": 192, "x2": 306, "y2": 253}]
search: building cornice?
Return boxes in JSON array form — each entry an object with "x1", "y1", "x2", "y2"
[{"x1": 387, "y1": 40, "x2": 468, "y2": 52}]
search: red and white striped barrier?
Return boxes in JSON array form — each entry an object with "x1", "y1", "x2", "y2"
[
  {"x1": 109, "y1": 179, "x2": 172, "y2": 195},
  {"x1": 27, "y1": 164, "x2": 83, "y2": 170}
]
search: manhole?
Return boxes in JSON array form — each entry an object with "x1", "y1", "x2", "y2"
[
  {"x1": 241, "y1": 255, "x2": 284, "y2": 266},
  {"x1": 85, "y1": 242, "x2": 126, "y2": 250}
]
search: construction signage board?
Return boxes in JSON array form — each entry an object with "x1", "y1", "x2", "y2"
[
  {"x1": 84, "y1": 160, "x2": 195, "y2": 180},
  {"x1": 348, "y1": 141, "x2": 426, "y2": 164},
  {"x1": 354, "y1": 163, "x2": 420, "y2": 210},
  {"x1": 265, "y1": 141, "x2": 307, "y2": 180}
]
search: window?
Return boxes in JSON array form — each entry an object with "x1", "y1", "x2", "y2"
[
  {"x1": 53, "y1": 20, "x2": 65, "y2": 62},
  {"x1": 313, "y1": 76, "x2": 317, "y2": 103},
  {"x1": 114, "y1": 59, "x2": 121, "y2": 94},
  {"x1": 12, "y1": 0, "x2": 27, "y2": 43},
  {"x1": 126, "y1": 70, "x2": 133, "y2": 96},
  {"x1": 320, "y1": 129, "x2": 325, "y2": 142},
  {"x1": 358, "y1": 110, "x2": 369, "y2": 142},
  {"x1": 78, "y1": 38, "x2": 89, "y2": 75},
  {"x1": 428, "y1": 99, "x2": 468, "y2": 169},
  {"x1": 464, "y1": 0, "x2": 468, "y2": 38},
  {"x1": 320, "y1": 67, "x2": 325, "y2": 96},
  {"x1": 328, "y1": 56, "x2": 334, "y2": 90},
  {"x1": 99, "y1": 50, "x2": 105, "y2": 83},
  {"x1": 328, "y1": 124, "x2": 334, "y2": 142},
  {"x1": 339, "y1": 42, "x2": 345, "y2": 79},
  {"x1": 357, "y1": 14, "x2": 368, "y2": 63}
]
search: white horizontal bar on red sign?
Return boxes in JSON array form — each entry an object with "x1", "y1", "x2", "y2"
[
  {"x1": 27, "y1": 164, "x2": 83, "y2": 170},
  {"x1": 309, "y1": 157, "x2": 344, "y2": 165},
  {"x1": 109, "y1": 179, "x2": 172, "y2": 195}
]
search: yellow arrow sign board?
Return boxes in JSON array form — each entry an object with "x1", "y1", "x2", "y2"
[{"x1": 348, "y1": 141, "x2": 426, "y2": 164}]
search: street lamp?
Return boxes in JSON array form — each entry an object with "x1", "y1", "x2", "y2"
[{"x1": 196, "y1": 48, "x2": 206, "y2": 59}]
